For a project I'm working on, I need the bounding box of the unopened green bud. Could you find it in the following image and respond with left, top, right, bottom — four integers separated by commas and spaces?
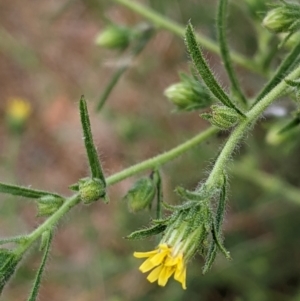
124, 177, 156, 213
95, 25, 132, 50
164, 73, 214, 112
201, 105, 242, 129
280, 31, 300, 49
79, 178, 106, 204
263, 3, 300, 34
0, 248, 21, 294
36, 196, 64, 217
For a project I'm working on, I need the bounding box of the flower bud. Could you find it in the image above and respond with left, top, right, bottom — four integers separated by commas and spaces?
6, 97, 31, 133
36, 195, 64, 217
79, 178, 106, 204
263, 3, 300, 34
201, 105, 242, 129
123, 177, 156, 213
164, 73, 214, 112
95, 25, 132, 50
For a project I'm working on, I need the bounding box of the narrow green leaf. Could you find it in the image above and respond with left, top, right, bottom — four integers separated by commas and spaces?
79, 96, 106, 183
277, 116, 300, 134
0, 182, 62, 199
215, 173, 227, 231
285, 79, 300, 88
27, 231, 53, 301
185, 22, 245, 117
0, 236, 28, 246
175, 186, 208, 201
0, 249, 21, 294
162, 198, 202, 211
217, 0, 247, 107
252, 39, 300, 107
202, 242, 217, 274
125, 224, 167, 240
152, 170, 162, 220
212, 222, 231, 259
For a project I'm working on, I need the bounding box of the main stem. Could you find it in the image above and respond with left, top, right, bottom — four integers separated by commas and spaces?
205, 65, 300, 189
112, 0, 263, 74
12, 128, 218, 254
15, 194, 80, 256
106, 127, 218, 186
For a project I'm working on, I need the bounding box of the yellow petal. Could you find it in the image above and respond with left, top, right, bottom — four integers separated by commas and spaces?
139, 257, 158, 273
165, 254, 180, 266
174, 266, 187, 290
133, 250, 158, 258
149, 250, 169, 266
158, 266, 175, 287
147, 265, 163, 283
158, 243, 171, 250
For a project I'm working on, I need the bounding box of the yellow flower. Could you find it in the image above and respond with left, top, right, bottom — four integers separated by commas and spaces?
6, 97, 31, 121
134, 243, 187, 289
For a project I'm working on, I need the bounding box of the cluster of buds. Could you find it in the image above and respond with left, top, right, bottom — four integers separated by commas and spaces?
263, 1, 300, 34
164, 73, 214, 112
129, 179, 230, 289
201, 105, 243, 130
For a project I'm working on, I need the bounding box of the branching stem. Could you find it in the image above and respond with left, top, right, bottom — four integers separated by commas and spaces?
205, 65, 300, 189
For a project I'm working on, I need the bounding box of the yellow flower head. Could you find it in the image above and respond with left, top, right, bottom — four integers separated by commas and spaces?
134, 243, 187, 289
130, 185, 231, 290
6, 97, 31, 122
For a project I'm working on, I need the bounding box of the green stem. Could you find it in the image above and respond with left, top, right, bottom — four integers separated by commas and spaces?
11, 128, 218, 254
106, 127, 218, 186
205, 64, 300, 189
112, 0, 263, 75
15, 194, 80, 256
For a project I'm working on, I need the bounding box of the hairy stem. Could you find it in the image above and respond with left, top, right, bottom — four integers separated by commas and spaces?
11, 127, 218, 253
15, 194, 80, 256
205, 64, 300, 189
106, 127, 218, 186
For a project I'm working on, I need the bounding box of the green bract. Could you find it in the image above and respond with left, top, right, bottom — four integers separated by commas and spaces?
201, 105, 243, 129
36, 196, 64, 217
123, 177, 156, 213
79, 178, 106, 204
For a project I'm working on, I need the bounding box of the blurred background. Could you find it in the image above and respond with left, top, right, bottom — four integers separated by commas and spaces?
1, 0, 300, 300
